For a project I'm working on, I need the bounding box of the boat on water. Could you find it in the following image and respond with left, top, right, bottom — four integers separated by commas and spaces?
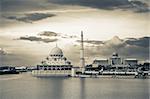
0, 66, 19, 75
74, 71, 149, 79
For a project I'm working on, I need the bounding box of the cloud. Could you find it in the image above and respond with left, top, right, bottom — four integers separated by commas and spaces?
129, 0, 150, 12
61, 34, 78, 39
1, 0, 149, 14
38, 31, 58, 37
1, 0, 48, 12
19, 36, 58, 43
0, 48, 8, 55
77, 40, 104, 45
38, 31, 78, 39
48, 0, 149, 13
125, 37, 149, 47
77, 36, 149, 48
4, 13, 56, 23
77, 36, 123, 46
17, 31, 78, 43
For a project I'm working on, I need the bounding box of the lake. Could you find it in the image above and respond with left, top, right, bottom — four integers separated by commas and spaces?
0, 73, 149, 99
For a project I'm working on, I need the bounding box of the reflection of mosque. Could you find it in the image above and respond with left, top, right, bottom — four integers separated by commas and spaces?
32, 46, 72, 77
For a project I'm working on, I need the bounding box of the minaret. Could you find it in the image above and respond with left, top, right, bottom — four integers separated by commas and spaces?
80, 31, 85, 73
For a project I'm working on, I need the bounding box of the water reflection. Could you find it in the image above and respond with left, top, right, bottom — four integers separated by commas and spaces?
33, 77, 67, 99
0, 74, 149, 99
79, 78, 86, 99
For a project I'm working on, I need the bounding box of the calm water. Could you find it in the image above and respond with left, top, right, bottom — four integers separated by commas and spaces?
0, 73, 149, 99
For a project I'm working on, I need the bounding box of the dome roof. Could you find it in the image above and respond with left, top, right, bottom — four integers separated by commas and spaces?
112, 52, 118, 57
50, 47, 63, 56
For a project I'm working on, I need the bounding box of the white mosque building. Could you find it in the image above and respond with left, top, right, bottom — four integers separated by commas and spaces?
32, 46, 72, 77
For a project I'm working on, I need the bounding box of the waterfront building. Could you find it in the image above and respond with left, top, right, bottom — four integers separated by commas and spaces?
142, 62, 150, 71
0, 66, 19, 74
92, 58, 109, 67
32, 46, 72, 77
90, 53, 139, 70
124, 59, 138, 66
110, 52, 122, 65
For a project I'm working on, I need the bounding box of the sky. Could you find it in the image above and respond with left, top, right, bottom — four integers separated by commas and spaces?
0, 0, 149, 66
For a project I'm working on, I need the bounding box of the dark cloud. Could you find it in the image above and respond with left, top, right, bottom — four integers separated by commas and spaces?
4, 13, 56, 23
48, 0, 129, 9
38, 31, 58, 37
129, 0, 150, 12
38, 31, 78, 39
1, 0, 149, 13
77, 40, 104, 45
1, 0, 47, 12
77, 36, 149, 48
61, 34, 78, 39
125, 37, 149, 47
48, 0, 149, 12
77, 36, 123, 46
19, 36, 58, 43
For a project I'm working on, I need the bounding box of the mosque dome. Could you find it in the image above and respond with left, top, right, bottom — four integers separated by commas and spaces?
112, 52, 118, 57
50, 47, 63, 57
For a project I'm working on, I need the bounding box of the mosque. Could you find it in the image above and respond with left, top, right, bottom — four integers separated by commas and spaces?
32, 46, 72, 77
32, 31, 85, 77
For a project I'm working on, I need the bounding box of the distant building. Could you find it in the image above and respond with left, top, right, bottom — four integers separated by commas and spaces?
142, 62, 150, 71
124, 59, 138, 67
91, 52, 138, 69
92, 58, 109, 67
110, 52, 122, 65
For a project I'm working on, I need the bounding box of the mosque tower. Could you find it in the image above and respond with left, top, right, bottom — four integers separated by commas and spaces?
80, 31, 85, 73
